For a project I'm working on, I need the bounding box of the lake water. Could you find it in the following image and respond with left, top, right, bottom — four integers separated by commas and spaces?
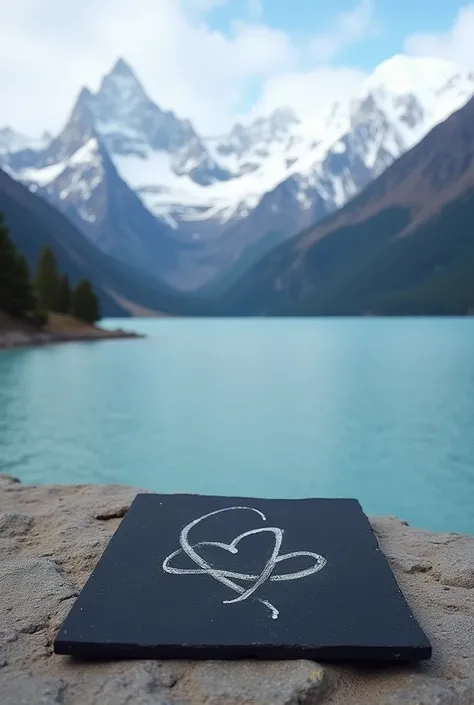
1, 318, 473, 534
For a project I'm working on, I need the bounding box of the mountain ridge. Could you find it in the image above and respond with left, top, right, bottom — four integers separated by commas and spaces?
2, 54, 474, 292
213, 93, 474, 316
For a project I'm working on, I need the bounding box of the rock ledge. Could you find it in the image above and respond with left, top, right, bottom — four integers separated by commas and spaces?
1, 473, 474, 705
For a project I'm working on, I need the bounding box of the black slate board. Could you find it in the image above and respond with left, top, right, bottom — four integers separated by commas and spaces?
54, 494, 431, 661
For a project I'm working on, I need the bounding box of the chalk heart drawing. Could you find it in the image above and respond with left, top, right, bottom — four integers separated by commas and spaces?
162, 506, 327, 620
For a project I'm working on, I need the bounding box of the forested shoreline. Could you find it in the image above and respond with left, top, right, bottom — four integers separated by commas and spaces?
0, 212, 101, 325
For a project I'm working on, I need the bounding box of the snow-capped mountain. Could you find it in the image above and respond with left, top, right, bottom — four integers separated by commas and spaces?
196, 55, 474, 291
0, 65, 192, 283
0, 127, 51, 156
1, 54, 474, 290
219, 56, 474, 243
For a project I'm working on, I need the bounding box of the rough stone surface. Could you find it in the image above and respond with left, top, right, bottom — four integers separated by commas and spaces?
1, 473, 474, 705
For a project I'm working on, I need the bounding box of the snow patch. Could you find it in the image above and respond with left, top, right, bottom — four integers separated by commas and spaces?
21, 161, 67, 186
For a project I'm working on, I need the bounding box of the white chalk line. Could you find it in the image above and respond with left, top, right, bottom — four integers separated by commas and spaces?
162, 506, 327, 619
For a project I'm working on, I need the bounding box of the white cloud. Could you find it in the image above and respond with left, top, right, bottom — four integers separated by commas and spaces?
404, 3, 474, 69
0, 0, 296, 136
0, 0, 377, 138
310, 0, 379, 62
249, 0, 378, 120
249, 66, 367, 120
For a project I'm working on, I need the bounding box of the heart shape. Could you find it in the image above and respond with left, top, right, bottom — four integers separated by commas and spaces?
162, 506, 327, 619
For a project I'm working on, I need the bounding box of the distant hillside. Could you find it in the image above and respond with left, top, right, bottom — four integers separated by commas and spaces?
0, 168, 200, 317
216, 95, 474, 316
288, 192, 474, 316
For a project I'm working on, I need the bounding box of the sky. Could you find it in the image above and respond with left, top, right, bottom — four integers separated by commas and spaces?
2, 0, 474, 137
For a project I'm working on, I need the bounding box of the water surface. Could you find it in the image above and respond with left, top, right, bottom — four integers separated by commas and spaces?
1, 318, 473, 534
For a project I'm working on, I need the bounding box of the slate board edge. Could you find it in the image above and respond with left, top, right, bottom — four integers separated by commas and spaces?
53, 493, 432, 661
358, 508, 433, 657
54, 639, 432, 661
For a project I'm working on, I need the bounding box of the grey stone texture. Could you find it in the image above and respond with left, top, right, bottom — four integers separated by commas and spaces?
1, 473, 473, 704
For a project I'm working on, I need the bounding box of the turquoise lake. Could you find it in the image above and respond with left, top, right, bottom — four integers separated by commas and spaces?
1, 318, 473, 534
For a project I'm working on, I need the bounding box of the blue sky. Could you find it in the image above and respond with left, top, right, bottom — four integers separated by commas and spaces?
207, 0, 469, 69
2, 0, 474, 135
194, 0, 474, 120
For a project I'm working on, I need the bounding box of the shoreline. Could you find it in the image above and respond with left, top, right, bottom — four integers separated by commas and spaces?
0, 328, 144, 350
0, 313, 144, 350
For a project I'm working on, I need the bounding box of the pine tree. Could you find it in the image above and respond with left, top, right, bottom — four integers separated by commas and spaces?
35, 246, 60, 312
9, 253, 36, 317
0, 212, 35, 318
0, 212, 18, 313
72, 279, 100, 324
57, 273, 71, 314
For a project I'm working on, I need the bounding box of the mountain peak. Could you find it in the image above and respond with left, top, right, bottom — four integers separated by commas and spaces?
74, 87, 94, 112
109, 57, 136, 79
98, 57, 147, 107
365, 54, 466, 96
69, 86, 95, 122
0, 126, 24, 141
70, 58, 197, 157
268, 107, 299, 130
0, 126, 30, 154
354, 54, 474, 135
270, 106, 298, 121
79, 85, 94, 99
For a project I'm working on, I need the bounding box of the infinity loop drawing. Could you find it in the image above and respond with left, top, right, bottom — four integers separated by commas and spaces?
162, 506, 327, 619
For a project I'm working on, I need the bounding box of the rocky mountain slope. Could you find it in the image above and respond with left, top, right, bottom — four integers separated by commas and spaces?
1, 56, 473, 291
0, 167, 200, 317
214, 94, 474, 316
